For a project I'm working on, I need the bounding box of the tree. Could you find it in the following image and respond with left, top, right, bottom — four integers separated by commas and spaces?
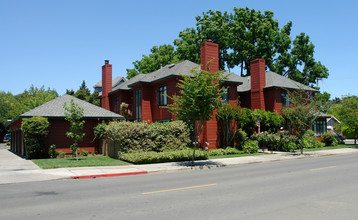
282, 90, 318, 154
63, 99, 85, 160
166, 66, 225, 164
0, 91, 22, 125
16, 85, 58, 113
67, 81, 100, 106
328, 95, 358, 144
126, 44, 180, 79
130, 7, 328, 85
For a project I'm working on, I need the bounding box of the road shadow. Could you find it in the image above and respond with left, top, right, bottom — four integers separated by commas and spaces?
174, 160, 226, 169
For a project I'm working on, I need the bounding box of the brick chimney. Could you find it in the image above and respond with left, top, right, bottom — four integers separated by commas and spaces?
250, 58, 266, 110
101, 60, 112, 110
200, 38, 220, 149
200, 38, 219, 73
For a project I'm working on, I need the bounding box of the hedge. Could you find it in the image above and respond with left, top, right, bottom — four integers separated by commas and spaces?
118, 149, 208, 164
105, 120, 191, 153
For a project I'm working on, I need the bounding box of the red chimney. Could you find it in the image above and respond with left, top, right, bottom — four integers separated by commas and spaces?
250, 58, 266, 110
200, 38, 219, 73
101, 60, 112, 110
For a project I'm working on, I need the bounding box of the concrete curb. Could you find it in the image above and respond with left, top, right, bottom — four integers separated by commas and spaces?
71, 171, 148, 179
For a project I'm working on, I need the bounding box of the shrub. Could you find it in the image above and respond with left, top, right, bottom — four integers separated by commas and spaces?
58, 151, 66, 158
94, 123, 107, 140
235, 129, 247, 146
217, 104, 241, 147
91, 151, 95, 156
118, 149, 208, 164
254, 109, 284, 133
278, 133, 298, 152
242, 140, 259, 154
80, 150, 89, 156
251, 132, 280, 151
49, 144, 59, 158
151, 121, 191, 152
105, 120, 190, 153
21, 116, 50, 159
302, 130, 318, 149
321, 133, 339, 146
206, 147, 242, 156
312, 140, 325, 148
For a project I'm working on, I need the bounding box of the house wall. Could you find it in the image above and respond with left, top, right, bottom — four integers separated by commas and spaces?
264, 88, 283, 114
45, 119, 99, 154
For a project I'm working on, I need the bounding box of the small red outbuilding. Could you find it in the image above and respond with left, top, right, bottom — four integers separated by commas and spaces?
7, 94, 124, 157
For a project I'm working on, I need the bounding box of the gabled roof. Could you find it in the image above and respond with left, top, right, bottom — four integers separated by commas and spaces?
113, 60, 242, 90
237, 71, 317, 93
93, 76, 127, 89
19, 94, 124, 119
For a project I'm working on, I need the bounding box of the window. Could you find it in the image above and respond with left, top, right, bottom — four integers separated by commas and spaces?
222, 86, 229, 103
158, 84, 167, 106
113, 96, 118, 113
281, 92, 290, 107
135, 88, 142, 122
313, 120, 327, 135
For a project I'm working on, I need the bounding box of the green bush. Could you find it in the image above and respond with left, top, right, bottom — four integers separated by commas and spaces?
278, 133, 298, 152
235, 129, 247, 146
21, 116, 50, 159
208, 147, 242, 156
58, 151, 66, 158
301, 130, 317, 149
312, 140, 325, 148
251, 132, 280, 151
254, 109, 284, 133
151, 121, 191, 151
321, 133, 338, 146
118, 149, 208, 164
94, 123, 107, 140
80, 149, 89, 156
49, 144, 58, 158
105, 120, 190, 153
242, 140, 259, 154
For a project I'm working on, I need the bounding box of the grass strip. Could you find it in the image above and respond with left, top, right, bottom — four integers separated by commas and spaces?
32, 156, 132, 169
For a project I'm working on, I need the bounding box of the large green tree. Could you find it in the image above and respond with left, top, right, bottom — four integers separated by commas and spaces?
16, 85, 58, 113
126, 44, 180, 79
328, 95, 358, 144
166, 66, 225, 164
128, 7, 328, 85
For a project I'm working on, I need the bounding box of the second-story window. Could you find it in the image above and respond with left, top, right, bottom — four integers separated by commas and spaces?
113, 95, 118, 113
281, 92, 290, 107
158, 84, 167, 106
222, 86, 229, 103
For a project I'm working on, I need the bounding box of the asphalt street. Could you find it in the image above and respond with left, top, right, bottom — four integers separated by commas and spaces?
1, 153, 358, 219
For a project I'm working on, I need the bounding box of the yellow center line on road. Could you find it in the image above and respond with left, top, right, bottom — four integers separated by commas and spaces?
142, 183, 217, 195
310, 166, 336, 171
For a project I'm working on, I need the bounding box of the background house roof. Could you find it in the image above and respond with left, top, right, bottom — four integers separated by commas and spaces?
237, 71, 317, 93
19, 94, 124, 119
93, 76, 127, 89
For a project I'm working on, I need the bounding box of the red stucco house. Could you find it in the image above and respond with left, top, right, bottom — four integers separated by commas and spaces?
7, 94, 124, 157
98, 39, 323, 149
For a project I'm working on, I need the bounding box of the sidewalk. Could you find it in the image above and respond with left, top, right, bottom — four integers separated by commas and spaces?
1, 145, 358, 185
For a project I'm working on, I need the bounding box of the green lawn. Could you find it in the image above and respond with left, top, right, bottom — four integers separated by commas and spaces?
208, 153, 264, 159
304, 144, 358, 151
32, 156, 132, 169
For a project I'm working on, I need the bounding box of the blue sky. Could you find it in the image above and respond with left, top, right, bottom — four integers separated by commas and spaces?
1, 0, 357, 99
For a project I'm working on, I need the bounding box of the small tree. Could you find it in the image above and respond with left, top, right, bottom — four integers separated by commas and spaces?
282, 89, 318, 154
63, 99, 85, 160
167, 66, 225, 164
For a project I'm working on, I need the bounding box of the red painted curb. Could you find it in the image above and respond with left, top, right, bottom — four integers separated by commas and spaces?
71, 171, 148, 179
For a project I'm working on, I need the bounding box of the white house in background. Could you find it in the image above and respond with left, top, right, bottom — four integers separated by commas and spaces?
327, 115, 341, 132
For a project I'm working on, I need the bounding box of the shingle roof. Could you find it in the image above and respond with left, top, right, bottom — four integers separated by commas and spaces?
120, 60, 242, 89
237, 71, 317, 93
20, 94, 124, 119
93, 76, 127, 88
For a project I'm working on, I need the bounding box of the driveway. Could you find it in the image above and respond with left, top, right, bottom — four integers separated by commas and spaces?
0, 143, 71, 184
